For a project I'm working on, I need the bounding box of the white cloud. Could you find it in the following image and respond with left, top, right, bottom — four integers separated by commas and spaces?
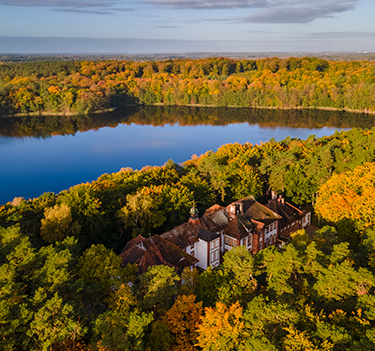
0, 0, 360, 22
145, 0, 265, 9
0, 0, 136, 15
240, 0, 359, 23
0, 0, 122, 7
145, 0, 360, 23
303, 31, 375, 39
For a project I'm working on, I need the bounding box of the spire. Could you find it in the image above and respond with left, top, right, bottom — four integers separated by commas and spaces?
189, 202, 201, 226
190, 202, 199, 219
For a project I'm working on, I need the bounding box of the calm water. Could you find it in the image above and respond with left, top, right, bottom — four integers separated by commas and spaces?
1, 106, 373, 204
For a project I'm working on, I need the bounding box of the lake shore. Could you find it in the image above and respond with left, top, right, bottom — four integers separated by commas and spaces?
2, 103, 374, 118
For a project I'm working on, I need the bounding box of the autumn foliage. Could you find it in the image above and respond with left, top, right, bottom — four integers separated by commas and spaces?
3, 129, 375, 349
1, 57, 375, 116
315, 162, 375, 229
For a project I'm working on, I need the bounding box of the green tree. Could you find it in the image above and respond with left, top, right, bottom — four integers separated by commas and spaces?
146, 321, 174, 351
92, 310, 152, 351
217, 246, 257, 305
117, 190, 166, 238
28, 291, 84, 351
135, 265, 180, 312
77, 244, 128, 313
40, 204, 81, 244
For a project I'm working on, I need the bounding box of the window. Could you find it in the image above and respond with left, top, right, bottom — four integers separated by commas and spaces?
259, 241, 262, 249
225, 236, 237, 247
211, 252, 214, 263
214, 250, 219, 260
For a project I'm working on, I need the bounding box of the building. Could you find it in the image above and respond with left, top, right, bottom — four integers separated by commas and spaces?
118, 234, 198, 275
119, 194, 311, 274
161, 195, 283, 271
266, 191, 311, 245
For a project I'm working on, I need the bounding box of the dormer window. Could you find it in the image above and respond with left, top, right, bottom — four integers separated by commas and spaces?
135, 242, 146, 251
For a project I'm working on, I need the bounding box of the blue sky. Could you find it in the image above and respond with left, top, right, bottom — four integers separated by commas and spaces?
0, 0, 374, 53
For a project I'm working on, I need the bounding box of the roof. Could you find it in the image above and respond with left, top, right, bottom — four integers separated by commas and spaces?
160, 195, 281, 250
238, 196, 280, 222
267, 197, 305, 228
198, 228, 220, 242
237, 214, 255, 232
119, 235, 198, 275
200, 208, 228, 233
203, 204, 225, 216
161, 222, 200, 249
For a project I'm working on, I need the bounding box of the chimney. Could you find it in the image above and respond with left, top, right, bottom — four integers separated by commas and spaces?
236, 202, 243, 214
229, 204, 236, 215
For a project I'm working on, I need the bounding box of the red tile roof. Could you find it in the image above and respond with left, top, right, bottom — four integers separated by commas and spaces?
119, 234, 198, 275
267, 197, 305, 227
161, 222, 199, 249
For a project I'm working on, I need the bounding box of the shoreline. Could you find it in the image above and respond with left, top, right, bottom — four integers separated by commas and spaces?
1, 103, 375, 118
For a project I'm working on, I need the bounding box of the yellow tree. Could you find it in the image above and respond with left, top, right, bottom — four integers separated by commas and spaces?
163, 294, 203, 351
196, 302, 246, 351
315, 162, 375, 230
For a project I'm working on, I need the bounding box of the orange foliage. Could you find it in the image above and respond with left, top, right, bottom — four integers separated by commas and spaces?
315, 162, 375, 229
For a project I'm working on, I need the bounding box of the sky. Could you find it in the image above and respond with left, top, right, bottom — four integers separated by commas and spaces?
0, 0, 374, 54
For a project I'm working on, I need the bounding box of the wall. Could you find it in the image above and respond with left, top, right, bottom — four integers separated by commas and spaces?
195, 239, 208, 271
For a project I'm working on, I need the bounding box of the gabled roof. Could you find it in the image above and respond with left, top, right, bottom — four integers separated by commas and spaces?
119, 234, 198, 275
159, 195, 282, 251
267, 197, 305, 234
161, 222, 200, 249
267, 197, 305, 226
200, 208, 228, 233
203, 204, 225, 216
238, 196, 280, 222
224, 216, 248, 240
198, 228, 220, 242
237, 214, 255, 232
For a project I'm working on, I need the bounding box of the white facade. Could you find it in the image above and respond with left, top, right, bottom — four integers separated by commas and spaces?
209, 238, 220, 268
264, 221, 278, 247
302, 212, 311, 228
195, 239, 208, 271
186, 243, 196, 256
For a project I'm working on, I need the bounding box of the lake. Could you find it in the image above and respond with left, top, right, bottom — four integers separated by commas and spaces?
1, 106, 374, 205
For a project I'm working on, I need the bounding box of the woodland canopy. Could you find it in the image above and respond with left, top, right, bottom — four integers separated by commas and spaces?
2, 129, 375, 349
1, 56, 375, 116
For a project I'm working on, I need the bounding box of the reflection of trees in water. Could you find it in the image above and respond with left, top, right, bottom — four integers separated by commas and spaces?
0, 106, 374, 138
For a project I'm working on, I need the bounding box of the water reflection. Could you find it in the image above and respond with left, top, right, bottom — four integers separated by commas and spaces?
0, 106, 373, 204
0, 105, 374, 139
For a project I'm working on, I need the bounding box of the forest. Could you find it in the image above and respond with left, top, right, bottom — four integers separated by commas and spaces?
2, 128, 375, 350
0, 56, 375, 117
